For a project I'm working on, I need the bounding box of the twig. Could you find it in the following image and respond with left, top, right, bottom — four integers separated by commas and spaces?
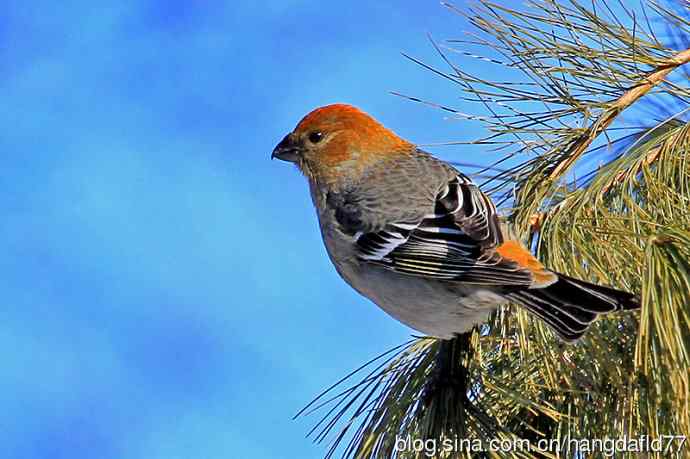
548, 46, 690, 180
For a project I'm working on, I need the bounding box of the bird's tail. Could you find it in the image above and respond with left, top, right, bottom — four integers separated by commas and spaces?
505, 274, 639, 342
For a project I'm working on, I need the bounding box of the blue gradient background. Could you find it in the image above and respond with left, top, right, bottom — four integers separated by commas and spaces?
0, 2, 490, 458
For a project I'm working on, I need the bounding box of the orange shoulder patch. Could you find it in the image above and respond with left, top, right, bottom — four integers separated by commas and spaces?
496, 240, 558, 288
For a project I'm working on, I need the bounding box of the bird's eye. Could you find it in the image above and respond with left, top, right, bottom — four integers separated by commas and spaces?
308, 131, 323, 143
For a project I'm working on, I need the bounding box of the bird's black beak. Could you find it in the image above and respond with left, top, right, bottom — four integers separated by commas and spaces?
271, 133, 301, 163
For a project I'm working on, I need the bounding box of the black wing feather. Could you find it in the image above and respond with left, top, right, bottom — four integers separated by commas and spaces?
355, 174, 533, 286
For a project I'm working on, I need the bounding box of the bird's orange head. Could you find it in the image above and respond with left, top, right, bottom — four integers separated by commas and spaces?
272, 104, 414, 184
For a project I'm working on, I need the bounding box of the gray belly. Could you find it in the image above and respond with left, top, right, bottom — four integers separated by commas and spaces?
314, 202, 505, 339
339, 260, 505, 338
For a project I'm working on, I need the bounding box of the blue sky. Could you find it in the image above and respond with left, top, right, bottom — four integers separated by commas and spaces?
0, 1, 507, 458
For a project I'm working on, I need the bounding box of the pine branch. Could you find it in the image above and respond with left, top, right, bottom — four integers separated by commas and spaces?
299, 2, 690, 458
547, 46, 690, 180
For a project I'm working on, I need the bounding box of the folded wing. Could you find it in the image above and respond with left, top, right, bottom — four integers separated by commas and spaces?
356, 174, 534, 286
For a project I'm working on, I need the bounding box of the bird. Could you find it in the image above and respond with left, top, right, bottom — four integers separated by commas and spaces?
272, 103, 639, 341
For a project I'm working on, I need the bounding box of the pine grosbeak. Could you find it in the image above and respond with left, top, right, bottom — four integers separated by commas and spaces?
272, 104, 639, 341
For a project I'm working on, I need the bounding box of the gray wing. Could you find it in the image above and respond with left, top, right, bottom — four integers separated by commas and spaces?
329, 151, 532, 286
326, 150, 451, 235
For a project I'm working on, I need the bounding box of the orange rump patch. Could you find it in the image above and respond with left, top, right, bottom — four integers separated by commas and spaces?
496, 240, 558, 288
